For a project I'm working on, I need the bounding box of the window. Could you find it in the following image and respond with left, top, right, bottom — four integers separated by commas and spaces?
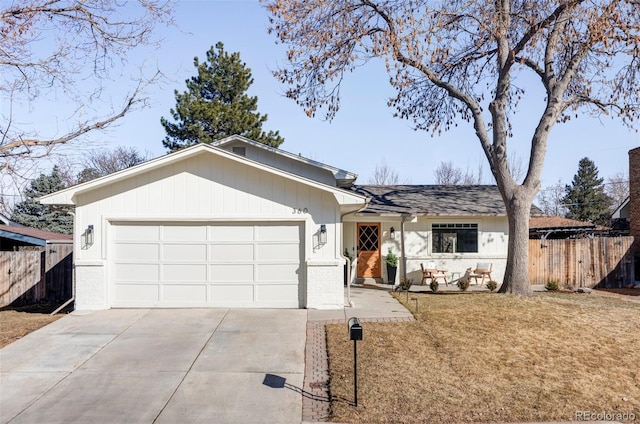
232, 146, 246, 156
432, 223, 478, 253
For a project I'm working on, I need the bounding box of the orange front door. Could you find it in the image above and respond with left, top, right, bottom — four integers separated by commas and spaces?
357, 223, 381, 278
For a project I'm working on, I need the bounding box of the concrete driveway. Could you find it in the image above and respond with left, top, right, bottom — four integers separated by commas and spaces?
0, 308, 306, 424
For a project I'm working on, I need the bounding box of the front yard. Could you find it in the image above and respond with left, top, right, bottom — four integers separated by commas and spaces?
0, 303, 65, 349
326, 292, 640, 423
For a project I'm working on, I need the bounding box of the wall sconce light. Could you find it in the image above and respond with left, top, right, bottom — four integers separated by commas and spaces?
390, 227, 395, 239
84, 224, 94, 247
319, 224, 327, 244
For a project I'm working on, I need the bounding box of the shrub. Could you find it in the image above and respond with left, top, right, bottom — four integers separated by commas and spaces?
457, 278, 470, 291
486, 280, 498, 292
430, 280, 439, 292
400, 278, 413, 291
545, 280, 559, 291
386, 249, 398, 267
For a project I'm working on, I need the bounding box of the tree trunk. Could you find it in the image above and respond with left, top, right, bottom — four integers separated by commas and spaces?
498, 189, 534, 296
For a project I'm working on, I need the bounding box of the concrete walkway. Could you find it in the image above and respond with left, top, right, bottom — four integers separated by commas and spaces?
1, 308, 306, 424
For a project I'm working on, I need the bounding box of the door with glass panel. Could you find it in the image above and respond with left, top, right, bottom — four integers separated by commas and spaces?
356, 223, 381, 278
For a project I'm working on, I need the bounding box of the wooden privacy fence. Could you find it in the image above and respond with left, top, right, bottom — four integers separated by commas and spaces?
529, 236, 634, 289
0, 250, 41, 306
0, 244, 73, 307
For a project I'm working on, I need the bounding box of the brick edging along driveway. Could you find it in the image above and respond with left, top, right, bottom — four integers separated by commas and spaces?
302, 316, 415, 423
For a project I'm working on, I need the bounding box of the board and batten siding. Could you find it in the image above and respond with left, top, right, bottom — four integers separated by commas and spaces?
76, 154, 339, 259
73, 152, 345, 309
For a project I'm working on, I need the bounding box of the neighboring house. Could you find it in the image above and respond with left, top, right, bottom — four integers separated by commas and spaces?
343, 185, 539, 285
0, 225, 72, 251
628, 147, 640, 281
529, 216, 602, 239
611, 196, 630, 235
40, 136, 367, 310
0, 212, 21, 227
39, 135, 538, 311
612, 197, 630, 220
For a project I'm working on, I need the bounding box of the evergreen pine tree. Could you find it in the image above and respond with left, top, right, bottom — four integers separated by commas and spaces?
563, 157, 612, 225
11, 167, 73, 234
161, 42, 284, 151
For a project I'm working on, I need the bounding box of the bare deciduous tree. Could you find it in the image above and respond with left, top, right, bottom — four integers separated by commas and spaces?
1, 1, 174, 183
435, 154, 521, 185
605, 171, 629, 213
434, 161, 479, 185
368, 159, 403, 185
56, 146, 151, 187
266, 0, 640, 295
535, 179, 567, 217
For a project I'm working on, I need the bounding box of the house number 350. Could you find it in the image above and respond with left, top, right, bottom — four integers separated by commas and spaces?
292, 207, 308, 214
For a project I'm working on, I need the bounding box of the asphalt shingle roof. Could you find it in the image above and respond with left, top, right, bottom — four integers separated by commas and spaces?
0, 225, 72, 244
352, 185, 543, 216
529, 216, 595, 230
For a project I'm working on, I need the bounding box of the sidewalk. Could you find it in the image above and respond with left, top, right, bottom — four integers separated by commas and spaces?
302, 286, 414, 423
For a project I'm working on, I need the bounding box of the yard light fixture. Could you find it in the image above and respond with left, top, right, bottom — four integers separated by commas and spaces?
319, 224, 327, 244
390, 227, 395, 239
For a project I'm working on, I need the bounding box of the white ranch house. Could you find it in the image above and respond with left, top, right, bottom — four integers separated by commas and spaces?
40, 135, 522, 311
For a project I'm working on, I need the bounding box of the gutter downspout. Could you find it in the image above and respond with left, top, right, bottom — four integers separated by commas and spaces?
400, 215, 409, 284
340, 200, 370, 307
50, 210, 75, 316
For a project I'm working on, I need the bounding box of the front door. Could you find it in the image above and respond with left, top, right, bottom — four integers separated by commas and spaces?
357, 223, 381, 278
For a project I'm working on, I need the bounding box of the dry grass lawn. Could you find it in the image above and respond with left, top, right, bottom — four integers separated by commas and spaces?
326, 292, 640, 423
0, 303, 65, 349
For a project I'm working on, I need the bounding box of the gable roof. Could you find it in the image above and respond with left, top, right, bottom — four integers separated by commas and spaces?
351, 185, 544, 217
38, 142, 366, 208
0, 225, 72, 246
611, 196, 630, 219
211, 135, 358, 186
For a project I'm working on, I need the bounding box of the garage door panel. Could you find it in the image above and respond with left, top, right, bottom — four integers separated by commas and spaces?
256, 284, 298, 305
115, 263, 160, 281
163, 225, 207, 241
257, 263, 299, 282
210, 225, 253, 242
163, 264, 207, 282
163, 244, 207, 261
210, 264, 254, 282
163, 284, 207, 302
114, 244, 159, 261
209, 244, 254, 261
257, 225, 299, 241
209, 284, 254, 303
115, 225, 159, 241
114, 284, 159, 302
256, 243, 299, 261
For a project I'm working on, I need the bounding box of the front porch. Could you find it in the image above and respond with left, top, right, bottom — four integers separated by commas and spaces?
342, 185, 514, 287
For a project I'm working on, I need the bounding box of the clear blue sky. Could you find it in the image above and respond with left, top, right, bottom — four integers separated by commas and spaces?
39, 1, 640, 189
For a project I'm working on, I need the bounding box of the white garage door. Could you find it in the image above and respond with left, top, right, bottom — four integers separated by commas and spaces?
110, 222, 303, 308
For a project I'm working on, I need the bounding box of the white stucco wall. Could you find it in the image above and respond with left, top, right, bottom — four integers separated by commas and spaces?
306, 259, 345, 309
74, 262, 108, 310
